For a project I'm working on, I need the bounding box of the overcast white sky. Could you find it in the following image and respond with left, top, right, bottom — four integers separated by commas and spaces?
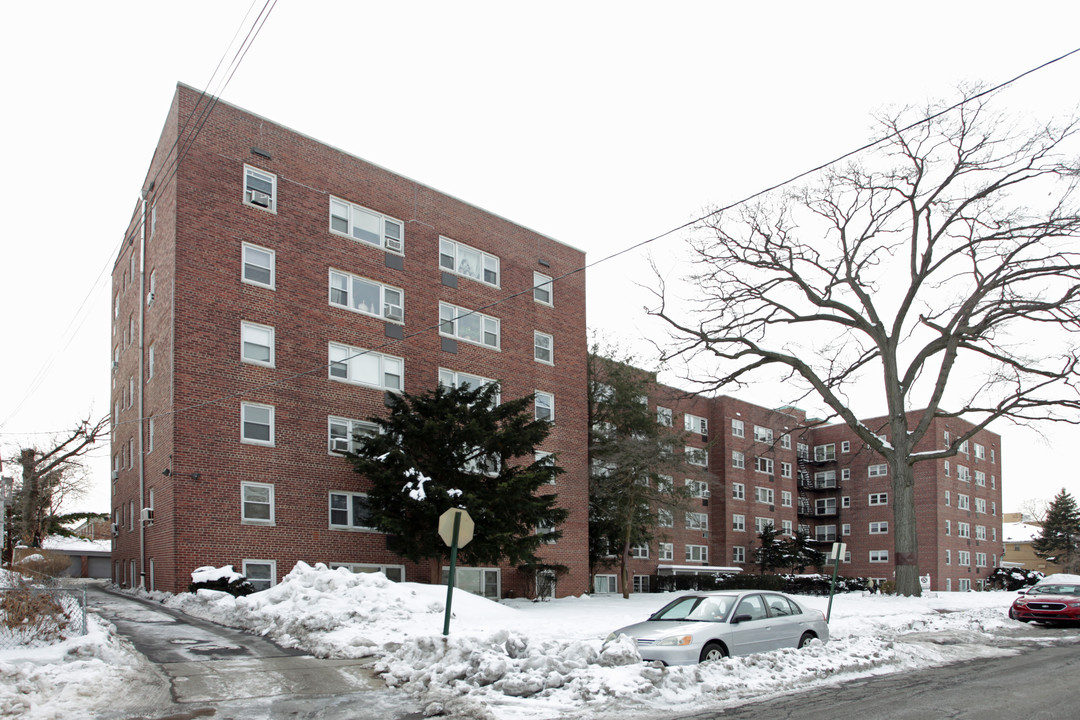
1, 1, 1078, 514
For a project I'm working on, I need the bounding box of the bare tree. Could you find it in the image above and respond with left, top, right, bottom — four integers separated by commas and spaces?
651, 91, 1080, 596
10, 415, 108, 550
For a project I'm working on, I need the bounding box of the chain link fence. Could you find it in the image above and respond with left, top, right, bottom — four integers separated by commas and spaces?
0, 584, 88, 649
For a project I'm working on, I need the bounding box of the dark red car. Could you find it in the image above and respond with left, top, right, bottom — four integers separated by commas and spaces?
1009, 577, 1080, 625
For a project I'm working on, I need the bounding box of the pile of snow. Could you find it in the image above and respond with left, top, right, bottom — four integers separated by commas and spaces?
190, 564, 244, 584
41, 536, 111, 554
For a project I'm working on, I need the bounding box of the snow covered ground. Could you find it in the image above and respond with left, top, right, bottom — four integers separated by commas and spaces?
0, 563, 1044, 720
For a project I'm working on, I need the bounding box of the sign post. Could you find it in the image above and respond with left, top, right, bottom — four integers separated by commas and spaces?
826, 542, 847, 623
438, 508, 474, 636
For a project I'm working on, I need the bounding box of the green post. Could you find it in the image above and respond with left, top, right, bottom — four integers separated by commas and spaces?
442, 511, 462, 636
826, 555, 840, 623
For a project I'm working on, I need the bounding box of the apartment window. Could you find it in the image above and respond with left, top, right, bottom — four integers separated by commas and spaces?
329, 492, 375, 530
732, 450, 745, 469
533, 272, 553, 305
781, 519, 793, 535
686, 545, 708, 563
841, 496, 851, 508
243, 560, 276, 592
755, 517, 773, 533
840, 440, 850, 453
329, 270, 404, 322
732, 482, 745, 500
328, 417, 378, 454
146, 270, 156, 306
991, 475, 996, 489
944, 460, 950, 477
657, 406, 672, 427
147, 343, 155, 381
656, 475, 673, 493
992, 501, 997, 516
841, 468, 851, 481
990, 449, 995, 464
974, 443, 985, 460
732, 546, 746, 563
686, 512, 708, 530
241, 322, 274, 366
975, 498, 987, 514
754, 457, 774, 475
869, 521, 888, 534
241, 482, 275, 525
842, 523, 851, 536
868, 493, 888, 506
813, 443, 835, 462
780, 433, 791, 450
815, 525, 836, 542
957, 494, 970, 510
128, 376, 135, 408
816, 498, 836, 515
329, 343, 403, 391
869, 550, 889, 563
241, 403, 274, 445
945, 519, 951, 535
731, 418, 745, 437
537, 519, 558, 544
781, 490, 792, 507
244, 166, 276, 211
733, 514, 745, 531
945, 490, 951, 506
242, 243, 275, 288
438, 369, 500, 402
959, 439, 969, 455
868, 464, 887, 478
534, 331, 553, 364
630, 542, 649, 559
958, 522, 971, 538
781, 461, 792, 479
975, 552, 987, 568
439, 236, 499, 285
975, 525, 987, 541
147, 418, 154, 453
685, 414, 708, 435
943, 430, 950, 447
439, 302, 500, 349
329, 196, 403, 252
658, 543, 674, 561
658, 508, 673, 528
958, 465, 971, 482
535, 392, 554, 422
945, 549, 951, 565
753, 425, 773, 443
814, 470, 836, 488
685, 478, 709, 498
974, 470, 986, 487
753, 486, 774, 506
685, 446, 708, 467
958, 551, 971, 567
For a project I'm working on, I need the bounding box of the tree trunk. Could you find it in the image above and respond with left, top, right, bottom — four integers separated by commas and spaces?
891, 458, 921, 596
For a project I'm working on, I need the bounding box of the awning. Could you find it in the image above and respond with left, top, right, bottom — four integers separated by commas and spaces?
656, 564, 743, 575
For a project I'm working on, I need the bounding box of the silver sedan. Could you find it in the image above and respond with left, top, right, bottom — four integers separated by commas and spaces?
606, 590, 829, 665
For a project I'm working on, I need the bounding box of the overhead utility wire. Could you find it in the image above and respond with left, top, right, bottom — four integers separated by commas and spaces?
109, 44, 1080, 435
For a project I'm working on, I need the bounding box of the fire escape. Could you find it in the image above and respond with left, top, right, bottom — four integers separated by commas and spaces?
796, 443, 841, 544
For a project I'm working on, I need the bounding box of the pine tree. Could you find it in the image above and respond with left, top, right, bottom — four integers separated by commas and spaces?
782, 529, 825, 573
754, 524, 788, 574
1032, 488, 1080, 572
344, 383, 567, 580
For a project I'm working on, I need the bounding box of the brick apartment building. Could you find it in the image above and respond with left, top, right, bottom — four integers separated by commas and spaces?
602, 380, 1005, 593
110, 84, 589, 597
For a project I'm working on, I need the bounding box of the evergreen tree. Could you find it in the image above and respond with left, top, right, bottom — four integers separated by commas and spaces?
344, 383, 567, 581
1032, 489, 1080, 572
781, 529, 825, 573
754, 524, 788, 574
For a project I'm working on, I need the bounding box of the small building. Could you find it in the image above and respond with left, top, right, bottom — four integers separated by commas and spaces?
1001, 515, 1060, 574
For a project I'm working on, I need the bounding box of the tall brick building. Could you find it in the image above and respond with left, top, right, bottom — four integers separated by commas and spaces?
600, 380, 1004, 594
110, 84, 589, 596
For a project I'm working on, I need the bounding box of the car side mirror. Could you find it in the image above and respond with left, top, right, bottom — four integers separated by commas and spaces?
1016, 589, 1027, 596
731, 613, 753, 624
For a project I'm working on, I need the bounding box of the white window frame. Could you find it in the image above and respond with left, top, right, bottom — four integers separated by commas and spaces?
329, 196, 404, 252
329, 269, 404, 322
242, 242, 275, 289
533, 271, 553, 305
733, 546, 746, 563
439, 236, 500, 286
780, 433, 791, 450
958, 522, 971, 538
685, 446, 708, 467
732, 482, 745, 500
242, 560, 277, 592
869, 521, 889, 534
731, 418, 745, 437
658, 543, 674, 561
439, 302, 501, 349
781, 519, 793, 535
732, 514, 745, 531
755, 486, 775, 504
686, 544, 708, 563
781, 461, 792, 479
533, 331, 553, 364
958, 465, 971, 482
813, 444, 836, 462
974, 470, 986, 487
841, 495, 851, 508
244, 165, 276, 212
685, 414, 708, 435
241, 321, 275, 367
329, 491, 376, 530
658, 508, 673, 528
329, 342, 403, 391
147, 343, 155, 381
241, 402, 274, 446
438, 368, 500, 403
781, 490, 792, 507
840, 440, 851, 453
328, 416, 379, 455
976, 525, 987, 541
732, 450, 745, 469
754, 456, 774, 475
657, 406, 672, 426
686, 512, 708, 530
629, 542, 649, 559
147, 418, 154, 453
959, 551, 971, 567
534, 391, 554, 422
868, 493, 888, 506
754, 516, 773, 533
957, 494, 970, 510
241, 481, 275, 525
753, 425, 774, 443
868, 464, 888, 478
869, 550, 890, 563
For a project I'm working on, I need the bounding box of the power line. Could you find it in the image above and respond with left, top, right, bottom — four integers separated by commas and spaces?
105, 44, 1080, 434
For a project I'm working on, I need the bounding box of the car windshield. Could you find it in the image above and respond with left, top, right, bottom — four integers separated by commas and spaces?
1030, 584, 1080, 596
650, 595, 735, 622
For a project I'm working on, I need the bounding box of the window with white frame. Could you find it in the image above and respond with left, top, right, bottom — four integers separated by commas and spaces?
945, 549, 951, 565
957, 465, 971, 482
630, 542, 648, 558
328, 417, 379, 454
780, 433, 791, 449
959, 439, 969, 455
685, 478, 709, 498
945, 519, 951, 535
958, 522, 971, 538
532, 271, 553, 305
686, 512, 708, 530
974, 470, 986, 486
944, 460, 950, 476
957, 494, 970, 510
147, 418, 154, 453
841, 468, 851, 481
975, 497, 987, 514
686, 545, 708, 562
814, 470, 836, 488
992, 501, 996, 516
816, 498, 836, 515
797, 441, 809, 459
438, 368, 500, 402
330, 196, 403, 252
753, 425, 773, 443
658, 508, 673, 527
329, 492, 375, 530
657, 406, 672, 426
685, 446, 708, 466
733, 514, 745, 531
958, 550, 971, 566
869, 521, 888, 534
658, 543, 674, 561
241, 482, 274, 524
781, 461, 792, 479
685, 414, 708, 435
329, 270, 403, 322
869, 550, 889, 563
146, 270, 156, 306
463, 447, 501, 476
782, 490, 792, 507
656, 475, 673, 493
329, 343, 403, 391
536, 519, 557, 544
813, 443, 835, 462
868, 493, 888, 506
242, 243, 275, 288
975, 525, 987, 540
755, 517, 773, 533
241, 403, 274, 445
815, 525, 836, 542
974, 443, 985, 460
242, 560, 276, 592
731, 418, 745, 437
732, 482, 745, 500
754, 457, 774, 475
733, 546, 746, 563
990, 448, 995, 463
534, 331, 553, 364
732, 450, 745, 469
975, 552, 987, 567
244, 165, 276, 211
439, 302, 500, 349
840, 440, 850, 453
535, 391, 554, 422
755, 486, 774, 504
868, 464, 887, 478
147, 343, 155, 381
842, 523, 851, 536
945, 490, 951, 506
439, 236, 499, 285
241, 322, 274, 366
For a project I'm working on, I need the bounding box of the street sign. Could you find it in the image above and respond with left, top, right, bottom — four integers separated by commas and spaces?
830, 542, 847, 560
439, 508, 474, 547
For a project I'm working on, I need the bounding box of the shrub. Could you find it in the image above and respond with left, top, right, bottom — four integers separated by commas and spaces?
14, 551, 72, 583
0, 579, 72, 642
985, 566, 1044, 591
651, 573, 872, 596
188, 575, 255, 597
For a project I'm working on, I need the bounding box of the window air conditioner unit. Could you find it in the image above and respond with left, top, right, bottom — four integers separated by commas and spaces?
384, 237, 402, 253
111, 470, 119, 480
111, 523, 119, 537
384, 304, 403, 322
141, 508, 154, 523
331, 437, 351, 453
248, 189, 271, 207
701, 490, 711, 499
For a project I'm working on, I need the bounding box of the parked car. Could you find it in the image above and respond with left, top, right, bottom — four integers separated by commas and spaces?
1009, 575, 1080, 625
606, 590, 829, 665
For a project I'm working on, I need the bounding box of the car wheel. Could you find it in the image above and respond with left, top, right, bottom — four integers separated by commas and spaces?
699, 641, 728, 663
798, 632, 816, 649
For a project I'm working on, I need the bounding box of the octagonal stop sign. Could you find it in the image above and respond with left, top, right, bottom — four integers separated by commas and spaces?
438, 508, 474, 547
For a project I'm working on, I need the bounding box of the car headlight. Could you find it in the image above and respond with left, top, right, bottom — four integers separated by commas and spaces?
605, 632, 618, 642
655, 635, 693, 647
1065, 602, 1080, 608
1014, 600, 1027, 607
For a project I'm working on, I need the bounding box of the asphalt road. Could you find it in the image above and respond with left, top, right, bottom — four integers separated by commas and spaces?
671, 628, 1080, 720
